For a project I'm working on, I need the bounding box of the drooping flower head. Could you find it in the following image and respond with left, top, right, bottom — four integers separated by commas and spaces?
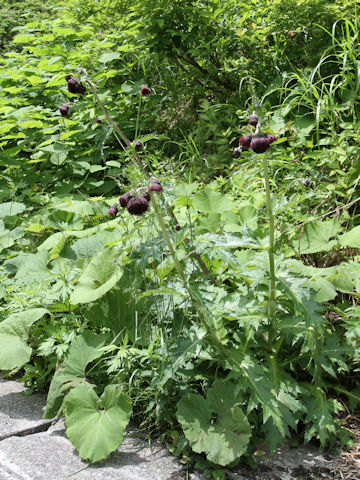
148, 180, 163, 193
239, 134, 253, 150
59, 105, 69, 117
107, 204, 118, 216
140, 85, 151, 96
127, 196, 149, 215
119, 192, 133, 208
66, 76, 86, 95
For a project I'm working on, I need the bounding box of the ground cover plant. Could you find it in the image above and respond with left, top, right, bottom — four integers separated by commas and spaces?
0, 1, 360, 477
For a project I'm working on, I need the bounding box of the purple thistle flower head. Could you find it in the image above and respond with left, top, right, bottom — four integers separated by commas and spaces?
67, 77, 86, 95
59, 105, 69, 116
140, 85, 151, 96
141, 192, 151, 202
175, 224, 181, 231
265, 134, 278, 144
148, 180, 163, 193
135, 140, 142, 150
107, 204, 118, 216
127, 196, 149, 215
250, 135, 271, 154
239, 134, 252, 150
233, 148, 241, 158
249, 115, 259, 126
119, 192, 133, 208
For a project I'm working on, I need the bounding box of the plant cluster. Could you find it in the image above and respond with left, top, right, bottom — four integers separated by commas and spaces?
0, 2, 359, 478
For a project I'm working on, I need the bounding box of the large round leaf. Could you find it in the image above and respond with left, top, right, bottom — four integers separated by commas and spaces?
176, 379, 251, 466
0, 308, 49, 370
70, 248, 122, 304
64, 384, 132, 463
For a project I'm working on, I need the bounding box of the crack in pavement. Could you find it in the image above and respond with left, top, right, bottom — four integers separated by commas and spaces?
0, 419, 56, 441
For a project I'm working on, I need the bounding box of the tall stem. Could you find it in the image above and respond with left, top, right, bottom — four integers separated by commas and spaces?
87, 76, 237, 363
262, 151, 276, 321
151, 194, 188, 284
86, 80, 150, 177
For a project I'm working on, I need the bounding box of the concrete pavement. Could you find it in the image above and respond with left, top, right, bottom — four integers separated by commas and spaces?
0, 375, 339, 480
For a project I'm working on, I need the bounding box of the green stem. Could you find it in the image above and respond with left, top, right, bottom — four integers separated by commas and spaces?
152, 194, 241, 367
262, 151, 276, 322
87, 76, 243, 369
151, 195, 187, 284
86, 80, 150, 177
135, 94, 142, 140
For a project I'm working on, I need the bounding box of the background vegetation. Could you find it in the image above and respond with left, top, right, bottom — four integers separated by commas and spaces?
0, 0, 360, 477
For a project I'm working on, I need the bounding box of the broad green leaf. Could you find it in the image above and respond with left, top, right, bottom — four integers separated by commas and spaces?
338, 226, 360, 248
71, 234, 108, 258
84, 280, 149, 341
192, 189, 233, 213
44, 332, 108, 418
295, 115, 316, 136
0, 309, 49, 370
176, 380, 251, 466
0, 202, 26, 218
99, 52, 121, 63
278, 274, 325, 331
70, 248, 122, 304
0, 221, 23, 252
317, 334, 353, 377
38, 232, 65, 252
65, 384, 132, 463
239, 356, 288, 438
295, 219, 340, 254
51, 199, 94, 216
15, 251, 54, 284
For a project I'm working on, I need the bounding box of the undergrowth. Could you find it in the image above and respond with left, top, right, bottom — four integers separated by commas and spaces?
0, 1, 360, 477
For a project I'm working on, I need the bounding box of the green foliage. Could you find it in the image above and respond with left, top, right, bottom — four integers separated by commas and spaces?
0, 0, 359, 473
65, 384, 132, 463
176, 379, 251, 466
44, 332, 108, 418
0, 309, 49, 369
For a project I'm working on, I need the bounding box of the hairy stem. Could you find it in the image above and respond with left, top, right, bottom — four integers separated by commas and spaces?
262, 151, 276, 321
86, 79, 150, 177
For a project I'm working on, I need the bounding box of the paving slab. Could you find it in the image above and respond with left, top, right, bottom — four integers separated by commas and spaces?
0, 376, 343, 480
0, 376, 51, 440
0, 420, 201, 480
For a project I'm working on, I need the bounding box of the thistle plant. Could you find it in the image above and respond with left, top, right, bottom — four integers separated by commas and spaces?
240, 112, 278, 323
